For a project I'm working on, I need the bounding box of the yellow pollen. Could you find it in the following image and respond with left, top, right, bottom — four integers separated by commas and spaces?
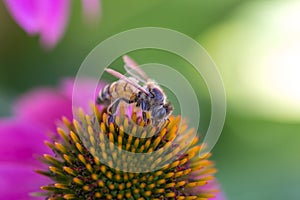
118, 183, 124, 190
54, 142, 67, 153
83, 185, 89, 191
91, 174, 98, 180
70, 130, 80, 143
77, 154, 86, 164
157, 179, 166, 185
175, 181, 186, 187
63, 194, 75, 199
108, 184, 115, 190
95, 192, 101, 198
49, 166, 63, 175
86, 163, 93, 173
100, 165, 106, 174
186, 181, 207, 188
75, 143, 84, 154
73, 177, 83, 185
155, 188, 164, 193
63, 154, 72, 164
63, 166, 76, 176
166, 192, 176, 198
117, 194, 123, 199
126, 182, 132, 188
165, 183, 176, 188
144, 191, 152, 196
57, 128, 69, 143
54, 183, 67, 189
97, 180, 104, 187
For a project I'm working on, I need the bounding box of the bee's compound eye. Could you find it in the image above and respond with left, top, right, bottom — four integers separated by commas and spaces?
152, 88, 163, 101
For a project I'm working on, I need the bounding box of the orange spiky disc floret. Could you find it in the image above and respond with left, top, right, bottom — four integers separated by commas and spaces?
37, 106, 218, 200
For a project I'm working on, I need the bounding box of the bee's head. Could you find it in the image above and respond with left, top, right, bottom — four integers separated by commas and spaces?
147, 83, 165, 102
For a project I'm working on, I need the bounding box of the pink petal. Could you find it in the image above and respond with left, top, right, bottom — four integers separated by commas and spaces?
204, 180, 227, 200
0, 120, 51, 165
13, 88, 73, 132
4, 0, 71, 48
81, 0, 101, 23
0, 164, 47, 200
4, 0, 40, 34
213, 191, 227, 200
39, 0, 70, 48
61, 78, 105, 112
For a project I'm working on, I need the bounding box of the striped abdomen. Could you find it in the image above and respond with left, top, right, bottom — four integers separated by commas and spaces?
97, 80, 137, 104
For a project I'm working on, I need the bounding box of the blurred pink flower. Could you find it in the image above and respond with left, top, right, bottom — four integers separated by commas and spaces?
3, 0, 101, 48
0, 78, 103, 199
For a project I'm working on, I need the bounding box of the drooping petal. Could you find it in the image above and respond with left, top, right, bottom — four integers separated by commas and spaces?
4, 0, 40, 34
39, 0, 70, 48
0, 119, 50, 165
81, 0, 101, 23
13, 88, 73, 131
0, 164, 47, 200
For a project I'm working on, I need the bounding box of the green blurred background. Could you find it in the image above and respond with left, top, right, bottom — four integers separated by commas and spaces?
1, 0, 300, 199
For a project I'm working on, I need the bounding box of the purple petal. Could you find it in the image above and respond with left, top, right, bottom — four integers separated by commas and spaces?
81, 0, 101, 23
61, 78, 105, 112
13, 88, 73, 132
0, 163, 47, 200
0, 119, 50, 165
39, 0, 70, 48
213, 191, 226, 200
204, 180, 227, 200
4, 0, 40, 34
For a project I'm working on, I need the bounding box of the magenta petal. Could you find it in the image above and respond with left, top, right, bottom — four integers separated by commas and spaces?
4, 0, 40, 34
61, 78, 105, 112
0, 120, 50, 165
81, 0, 101, 23
212, 191, 226, 200
39, 0, 70, 48
0, 164, 47, 200
205, 181, 227, 200
13, 88, 73, 131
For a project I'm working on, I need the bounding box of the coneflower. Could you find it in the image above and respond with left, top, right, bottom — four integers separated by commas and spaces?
37, 104, 220, 200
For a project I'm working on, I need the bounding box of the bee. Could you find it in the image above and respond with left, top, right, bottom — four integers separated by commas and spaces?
97, 55, 173, 127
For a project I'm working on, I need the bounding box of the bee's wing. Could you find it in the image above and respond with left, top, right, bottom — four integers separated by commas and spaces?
123, 55, 148, 83
105, 68, 150, 95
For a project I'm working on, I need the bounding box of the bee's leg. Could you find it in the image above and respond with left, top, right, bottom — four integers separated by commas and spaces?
142, 111, 147, 123
107, 99, 120, 124
107, 97, 134, 124
135, 92, 141, 107
141, 101, 151, 125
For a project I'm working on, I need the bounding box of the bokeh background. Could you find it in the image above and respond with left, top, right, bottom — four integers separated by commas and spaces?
1, 0, 300, 199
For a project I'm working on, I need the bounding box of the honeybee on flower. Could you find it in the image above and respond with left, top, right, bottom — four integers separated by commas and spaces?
97, 55, 173, 127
